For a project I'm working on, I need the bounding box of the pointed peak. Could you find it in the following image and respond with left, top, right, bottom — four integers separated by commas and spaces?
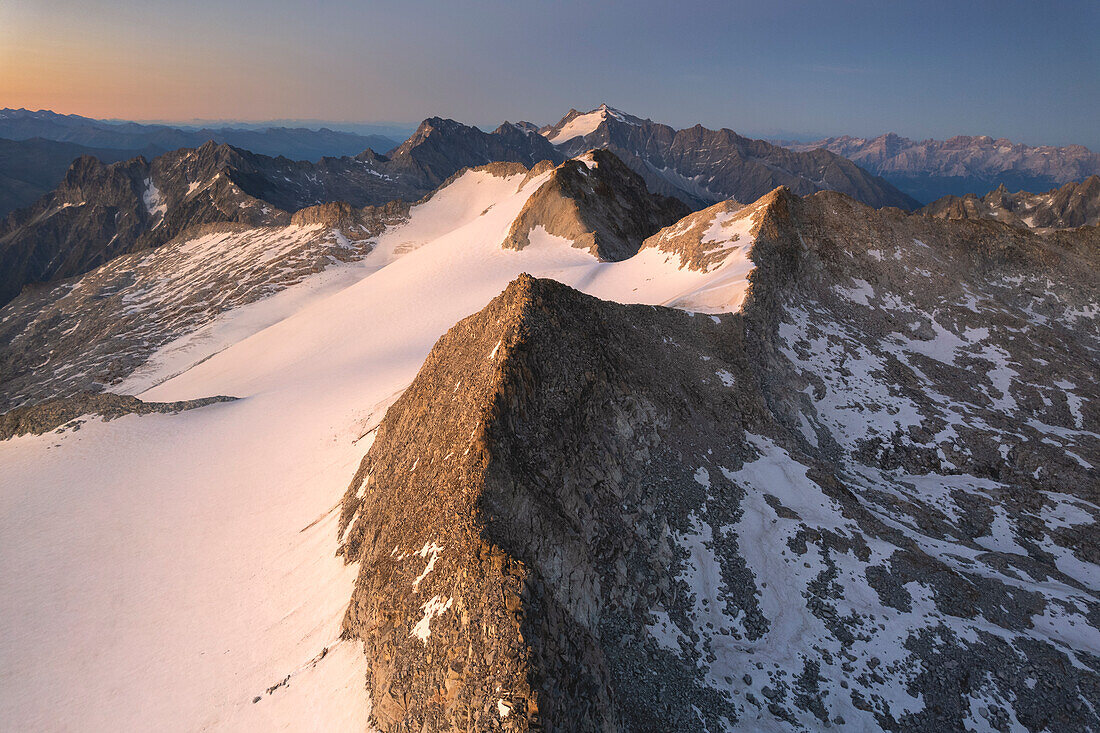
543, 105, 641, 145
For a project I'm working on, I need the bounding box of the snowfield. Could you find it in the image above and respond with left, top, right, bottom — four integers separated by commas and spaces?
0, 163, 759, 731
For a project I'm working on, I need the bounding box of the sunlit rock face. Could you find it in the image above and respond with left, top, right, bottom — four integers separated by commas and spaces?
337, 189, 1100, 731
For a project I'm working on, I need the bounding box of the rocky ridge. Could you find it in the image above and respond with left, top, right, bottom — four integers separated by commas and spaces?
784, 133, 1100, 204
921, 175, 1100, 231
0, 391, 236, 440
501, 149, 690, 261
338, 190, 1100, 730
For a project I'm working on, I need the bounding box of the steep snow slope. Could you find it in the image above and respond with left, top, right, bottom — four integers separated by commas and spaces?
139, 179, 762, 403
0, 160, 763, 731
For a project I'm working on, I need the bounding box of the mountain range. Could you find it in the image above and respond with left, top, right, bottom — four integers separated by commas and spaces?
783, 132, 1100, 204
0, 108, 401, 217
0, 108, 399, 161
1, 141, 1097, 731
0, 120, 560, 307
534, 105, 919, 210
0, 105, 936, 307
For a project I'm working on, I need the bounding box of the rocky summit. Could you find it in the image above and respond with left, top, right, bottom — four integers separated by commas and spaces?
337, 189, 1099, 730
501, 149, 690, 261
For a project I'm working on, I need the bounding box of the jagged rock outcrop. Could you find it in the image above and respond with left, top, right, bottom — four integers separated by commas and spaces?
501, 149, 690, 260
339, 187, 1099, 730
921, 175, 1100, 230
386, 118, 564, 190
289, 199, 411, 229
0, 136, 154, 218
784, 132, 1100, 204
538, 105, 919, 211
0, 391, 235, 440
640, 198, 751, 272
338, 274, 774, 731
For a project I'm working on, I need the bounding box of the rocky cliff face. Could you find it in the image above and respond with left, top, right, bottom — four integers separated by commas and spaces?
386, 118, 563, 191
785, 133, 1100, 204
501, 149, 690, 261
921, 175, 1100, 230
0, 140, 403, 307
538, 105, 919, 211
338, 190, 1099, 730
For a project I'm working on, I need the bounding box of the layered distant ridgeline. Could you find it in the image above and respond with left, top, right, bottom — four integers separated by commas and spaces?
783, 132, 1100, 204
0, 108, 399, 162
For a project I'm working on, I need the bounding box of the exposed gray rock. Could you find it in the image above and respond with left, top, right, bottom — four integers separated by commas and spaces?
0, 391, 236, 440
501, 149, 690, 261
338, 187, 1099, 730
921, 175, 1100, 230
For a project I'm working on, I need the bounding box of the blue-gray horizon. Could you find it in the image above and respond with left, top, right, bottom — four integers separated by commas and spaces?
2, 0, 1097, 150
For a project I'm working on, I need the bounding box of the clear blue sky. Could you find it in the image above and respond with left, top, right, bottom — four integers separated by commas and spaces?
3, 0, 1098, 148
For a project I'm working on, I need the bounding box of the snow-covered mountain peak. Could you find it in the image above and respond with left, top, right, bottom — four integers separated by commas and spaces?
542, 104, 641, 145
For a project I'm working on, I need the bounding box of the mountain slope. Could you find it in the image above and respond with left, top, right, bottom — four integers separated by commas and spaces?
921, 175, 1100, 230
784, 132, 1100, 203
337, 195, 1100, 730
539, 104, 919, 211
2, 162, 1097, 732
0, 144, 296, 307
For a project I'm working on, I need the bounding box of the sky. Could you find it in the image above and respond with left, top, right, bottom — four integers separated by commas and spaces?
2, 0, 1098, 148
